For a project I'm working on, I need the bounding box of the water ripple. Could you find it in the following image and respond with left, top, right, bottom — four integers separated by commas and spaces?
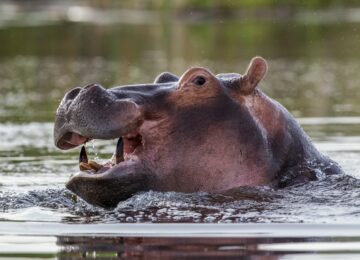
1, 175, 360, 224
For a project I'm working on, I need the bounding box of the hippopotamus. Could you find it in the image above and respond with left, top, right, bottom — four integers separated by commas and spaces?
54, 57, 342, 208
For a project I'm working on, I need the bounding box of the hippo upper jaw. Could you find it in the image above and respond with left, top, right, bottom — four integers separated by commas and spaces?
54, 83, 143, 150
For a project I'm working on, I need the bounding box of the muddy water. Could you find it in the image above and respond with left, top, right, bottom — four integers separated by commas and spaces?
1, 2, 360, 259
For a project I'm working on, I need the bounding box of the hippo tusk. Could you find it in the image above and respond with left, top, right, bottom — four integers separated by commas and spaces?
79, 146, 92, 171
115, 138, 124, 164
79, 146, 88, 164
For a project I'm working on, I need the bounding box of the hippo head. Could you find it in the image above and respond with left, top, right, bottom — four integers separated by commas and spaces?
54, 57, 308, 208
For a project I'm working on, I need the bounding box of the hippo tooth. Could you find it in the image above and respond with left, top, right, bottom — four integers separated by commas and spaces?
116, 138, 124, 164
88, 160, 102, 171
79, 162, 92, 171
79, 146, 88, 164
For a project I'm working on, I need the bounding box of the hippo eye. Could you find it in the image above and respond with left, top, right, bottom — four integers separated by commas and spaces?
193, 76, 206, 86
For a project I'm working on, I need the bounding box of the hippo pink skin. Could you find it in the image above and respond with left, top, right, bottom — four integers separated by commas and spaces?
54, 57, 342, 208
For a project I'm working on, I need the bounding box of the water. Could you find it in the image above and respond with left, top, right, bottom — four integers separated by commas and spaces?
1, 2, 360, 258
2, 224, 360, 259
1, 120, 360, 224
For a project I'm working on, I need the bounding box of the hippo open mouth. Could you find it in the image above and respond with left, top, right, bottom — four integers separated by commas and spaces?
76, 136, 141, 173
56, 114, 155, 208
54, 57, 342, 208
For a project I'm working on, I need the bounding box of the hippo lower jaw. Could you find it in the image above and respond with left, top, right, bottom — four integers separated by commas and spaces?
66, 159, 151, 209
63, 130, 152, 208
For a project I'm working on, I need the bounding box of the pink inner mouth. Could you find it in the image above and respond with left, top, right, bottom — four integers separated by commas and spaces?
58, 132, 91, 150
123, 132, 143, 156
74, 130, 144, 174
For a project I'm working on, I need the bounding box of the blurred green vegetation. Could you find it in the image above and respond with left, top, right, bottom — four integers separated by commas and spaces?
1, 0, 360, 122
1, 20, 360, 122
85, 0, 360, 10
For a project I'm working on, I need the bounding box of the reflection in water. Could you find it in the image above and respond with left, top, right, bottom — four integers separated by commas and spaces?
56, 236, 283, 259
54, 236, 360, 259
2, 233, 360, 259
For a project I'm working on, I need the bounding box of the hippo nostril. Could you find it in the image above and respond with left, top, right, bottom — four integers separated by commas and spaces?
64, 87, 82, 100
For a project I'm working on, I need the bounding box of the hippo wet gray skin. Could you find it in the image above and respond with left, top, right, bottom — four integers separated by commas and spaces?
54, 57, 342, 208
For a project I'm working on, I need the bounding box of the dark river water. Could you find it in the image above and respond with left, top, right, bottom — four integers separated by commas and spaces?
0, 2, 360, 259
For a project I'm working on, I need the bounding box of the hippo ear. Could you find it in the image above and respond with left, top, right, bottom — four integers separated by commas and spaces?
154, 72, 179, 83
240, 57, 268, 95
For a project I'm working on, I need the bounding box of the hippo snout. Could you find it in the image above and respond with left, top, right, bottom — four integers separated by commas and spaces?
54, 83, 142, 150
